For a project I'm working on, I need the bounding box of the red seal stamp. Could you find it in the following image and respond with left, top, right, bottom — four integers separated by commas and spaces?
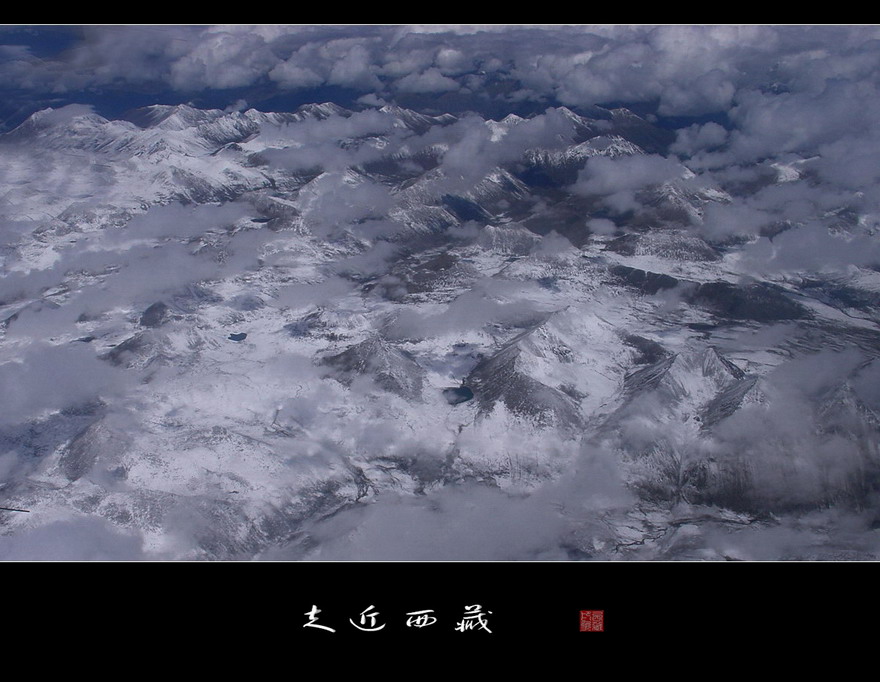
580, 610, 604, 632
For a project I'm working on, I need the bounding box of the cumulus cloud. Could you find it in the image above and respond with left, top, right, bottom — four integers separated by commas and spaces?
700, 201, 776, 240
268, 58, 324, 89
575, 154, 686, 196
0, 26, 860, 116
727, 81, 879, 164
671, 122, 728, 156
168, 27, 280, 90
0, 517, 145, 560
104, 202, 251, 243
742, 222, 880, 274
326, 41, 383, 90
396, 67, 460, 93
386, 277, 551, 339
571, 153, 689, 215
278, 484, 571, 561
586, 217, 617, 235
257, 108, 400, 172
413, 107, 576, 193
265, 439, 630, 561
0, 343, 128, 425
701, 350, 875, 510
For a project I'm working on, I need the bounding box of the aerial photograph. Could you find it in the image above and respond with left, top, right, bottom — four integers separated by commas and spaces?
1, 24, 879, 562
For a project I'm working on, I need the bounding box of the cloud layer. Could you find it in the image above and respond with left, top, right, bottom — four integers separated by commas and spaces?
0, 26, 876, 116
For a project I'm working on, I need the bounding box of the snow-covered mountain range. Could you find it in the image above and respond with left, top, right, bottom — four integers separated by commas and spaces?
1, 99, 879, 560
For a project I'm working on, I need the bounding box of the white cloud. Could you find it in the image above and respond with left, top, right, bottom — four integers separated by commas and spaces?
671, 122, 729, 157
396, 67, 460, 93
574, 154, 686, 196
0, 343, 128, 425
0, 518, 145, 560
